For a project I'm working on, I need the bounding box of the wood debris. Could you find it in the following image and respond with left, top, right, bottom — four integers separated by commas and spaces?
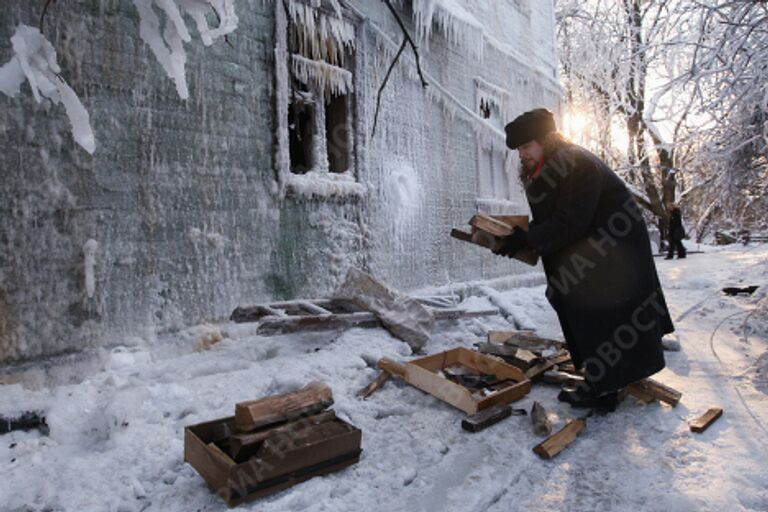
234, 381, 334, 432
461, 404, 514, 433
451, 214, 539, 266
690, 407, 723, 433
622, 378, 682, 407
532, 419, 585, 459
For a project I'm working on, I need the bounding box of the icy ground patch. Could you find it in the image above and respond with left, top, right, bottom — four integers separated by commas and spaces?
1, 245, 767, 511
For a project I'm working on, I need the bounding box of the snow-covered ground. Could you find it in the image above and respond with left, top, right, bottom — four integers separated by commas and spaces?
1, 244, 767, 512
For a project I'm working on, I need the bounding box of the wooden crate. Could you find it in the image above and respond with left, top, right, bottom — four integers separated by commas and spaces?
184, 415, 362, 507
391, 348, 531, 414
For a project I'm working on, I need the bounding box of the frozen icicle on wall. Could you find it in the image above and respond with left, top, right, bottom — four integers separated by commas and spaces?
291, 54, 352, 98
411, 0, 484, 60
287, 0, 355, 66
83, 239, 99, 299
0, 25, 95, 154
178, 0, 238, 45
131, 0, 239, 99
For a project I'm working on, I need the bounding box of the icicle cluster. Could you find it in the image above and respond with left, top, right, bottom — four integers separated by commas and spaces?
0, 25, 95, 154
411, 0, 484, 60
287, 0, 355, 66
291, 53, 352, 98
131, 0, 239, 99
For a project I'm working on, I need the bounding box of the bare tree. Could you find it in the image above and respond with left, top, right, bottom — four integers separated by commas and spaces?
556, 0, 768, 240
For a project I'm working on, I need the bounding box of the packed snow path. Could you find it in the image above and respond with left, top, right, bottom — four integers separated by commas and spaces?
1, 245, 767, 511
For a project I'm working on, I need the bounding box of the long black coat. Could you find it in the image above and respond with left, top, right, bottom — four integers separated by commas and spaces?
525, 143, 673, 394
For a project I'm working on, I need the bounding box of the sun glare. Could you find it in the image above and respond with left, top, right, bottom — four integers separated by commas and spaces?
562, 111, 589, 141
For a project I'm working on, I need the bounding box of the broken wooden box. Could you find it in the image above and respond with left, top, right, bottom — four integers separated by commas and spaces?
184, 382, 361, 507
379, 347, 531, 414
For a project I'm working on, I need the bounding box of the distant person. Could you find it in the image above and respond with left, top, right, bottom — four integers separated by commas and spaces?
665, 203, 687, 259
494, 108, 674, 411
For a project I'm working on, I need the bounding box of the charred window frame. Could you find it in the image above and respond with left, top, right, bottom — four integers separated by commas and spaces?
284, 1, 357, 177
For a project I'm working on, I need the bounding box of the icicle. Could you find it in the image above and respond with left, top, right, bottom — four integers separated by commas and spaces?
0, 25, 95, 154
291, 53, 352, 98
287, 0, 354, 65
131, 0, 238, 99
411, 0, 484, 60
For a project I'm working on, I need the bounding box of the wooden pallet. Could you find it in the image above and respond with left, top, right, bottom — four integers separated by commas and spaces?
231, 297, 499, 335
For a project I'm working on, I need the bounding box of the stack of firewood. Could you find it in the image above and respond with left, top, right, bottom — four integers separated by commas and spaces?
451, 214, 539, 265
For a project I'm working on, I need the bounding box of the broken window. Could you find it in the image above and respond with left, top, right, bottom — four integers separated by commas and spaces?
285, 1, 356, 176
475, 81, 514, 204
325, 93, 349, 172
289, 86, 315, 174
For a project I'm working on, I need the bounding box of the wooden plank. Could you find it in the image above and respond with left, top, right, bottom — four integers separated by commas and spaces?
532, 419, 585, 459
300, 301, 334, 315
690, 407, 723, 433
451, 228, 539, 266
525, 351, 572, 380
491, 215, 530, 230
184, 422, 234, 502
253, 307, 498, 336
624, 378, 682, 407
469, 214, 515, 237
457, 349, 529, 383
406, 361, 478, 413
541, 370, 585, 387
475, 341, 520, 358
475, 342, 541, 370
256, 312, 380, 335
432, 308, 500, 320
450, 228, 475, 243
413, 296, 457, 309
358, 371, 391, 399
477, 380, 532, 410
234, 382, 334, 433
228, 420, 361, 506
229, 411, 337, 461
462, 404, 513, 432
230, 304, 286, 323
619, 385, 654, 404
487, 330, 566, 352
378, 358, 407, 378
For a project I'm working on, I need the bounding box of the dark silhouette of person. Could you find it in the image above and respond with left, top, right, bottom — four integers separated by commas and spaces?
665, 203, 687, 259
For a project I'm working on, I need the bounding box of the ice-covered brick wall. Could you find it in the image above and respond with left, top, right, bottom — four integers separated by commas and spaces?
352, 0, 561, 289
0, 0, 279, 363
0, 0, 560, 364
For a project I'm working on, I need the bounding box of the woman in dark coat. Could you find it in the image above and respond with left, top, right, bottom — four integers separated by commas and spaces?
496, 109, 674, 409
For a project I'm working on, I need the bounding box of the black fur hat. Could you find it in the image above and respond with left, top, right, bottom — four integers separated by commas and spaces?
504, 108, 556, 149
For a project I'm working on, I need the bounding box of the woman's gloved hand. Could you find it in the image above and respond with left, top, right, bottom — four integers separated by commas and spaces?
491, 226, 529, 257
